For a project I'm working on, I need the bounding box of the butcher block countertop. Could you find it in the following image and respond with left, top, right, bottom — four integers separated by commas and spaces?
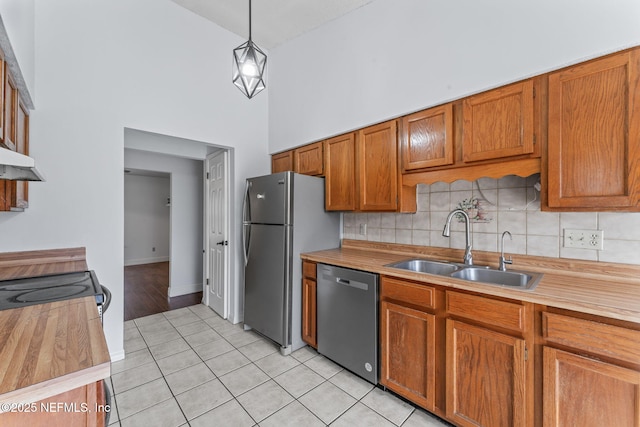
302, 240, 640, 324
0, 248, 110, 408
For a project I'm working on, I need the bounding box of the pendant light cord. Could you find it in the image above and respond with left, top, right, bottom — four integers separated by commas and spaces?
248, 0, 252, 41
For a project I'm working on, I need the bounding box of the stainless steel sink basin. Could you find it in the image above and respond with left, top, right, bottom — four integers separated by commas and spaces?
451, 267, 542, 290
385, 258, 542, 290
386, 259, 460, 276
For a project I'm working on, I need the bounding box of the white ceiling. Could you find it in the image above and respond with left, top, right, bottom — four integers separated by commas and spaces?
170, 0, 374, 49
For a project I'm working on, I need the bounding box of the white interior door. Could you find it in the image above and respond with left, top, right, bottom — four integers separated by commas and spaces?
205, 151, 228, 318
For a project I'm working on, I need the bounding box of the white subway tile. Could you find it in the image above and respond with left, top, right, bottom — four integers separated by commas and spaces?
396, 229, 412, 244
599, 213, 640, 240
527, 235, 560, 257
396, 213, 413, 230
412, 230, 430, 246
430, 192, 451, 212
380, 213, 395, 228
560, 213, 598, 230
598, 239, 640, 264
380, 228, 396, 243
366, 213, 381, 227
527, 211, 560, 236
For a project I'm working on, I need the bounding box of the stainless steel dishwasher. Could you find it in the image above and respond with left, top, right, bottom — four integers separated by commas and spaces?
317, 263, 378, 384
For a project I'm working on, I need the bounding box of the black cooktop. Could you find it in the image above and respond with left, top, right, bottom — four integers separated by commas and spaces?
0, 270, 104, 310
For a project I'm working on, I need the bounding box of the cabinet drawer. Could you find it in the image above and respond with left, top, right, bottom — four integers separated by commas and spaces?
381, 276, 436, 310
446, 291, 526, 332
303, 261, 316, 279
542, 312, 640, 365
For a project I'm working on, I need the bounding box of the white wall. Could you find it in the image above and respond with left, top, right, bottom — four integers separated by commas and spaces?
269, 0, 640, 152
0, 0, 269, 360
124, 173, 170, 266
125, 148, 203, 297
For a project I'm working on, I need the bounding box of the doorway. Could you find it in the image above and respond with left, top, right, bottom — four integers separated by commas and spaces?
123, 128, 233, 322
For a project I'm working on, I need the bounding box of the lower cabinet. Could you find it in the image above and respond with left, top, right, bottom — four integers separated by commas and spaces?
543, 347, 640, 427
446, 319, 527, 427
301, 261, 317, 348
310, 270, 640, 427
0, 380, 107, 427
380, 300, 436, 410
380, 276, 439, 412
446, 291, 531, 427
541, 310, 640, 427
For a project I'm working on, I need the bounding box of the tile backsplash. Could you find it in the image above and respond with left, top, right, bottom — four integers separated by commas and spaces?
343, 174, 640, 265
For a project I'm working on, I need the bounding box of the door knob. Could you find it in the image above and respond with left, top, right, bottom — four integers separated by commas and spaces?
216, 240, 228, 246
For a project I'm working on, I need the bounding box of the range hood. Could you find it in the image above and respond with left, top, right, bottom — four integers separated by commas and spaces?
0, 148, 44, 181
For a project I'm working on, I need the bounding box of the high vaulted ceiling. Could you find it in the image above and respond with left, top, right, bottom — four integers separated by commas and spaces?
170, 0, 374, 49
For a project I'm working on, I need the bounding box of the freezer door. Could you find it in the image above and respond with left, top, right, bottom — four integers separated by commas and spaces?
246, 172, 292, 225
244, 223, 291, 346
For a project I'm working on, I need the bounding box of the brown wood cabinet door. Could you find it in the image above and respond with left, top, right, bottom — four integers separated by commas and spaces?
357, 120, 398, 211
543, 347, 640, 427
324, 133, 356, 210
294, 141, 324, 176
301, 277, 317, 348
11, 97, 29, 209
401, 104, 454, 171
271, 150, 294, 173
380, 300, 436, 410
3, 65, 17, 151
547, 49, 640, 209
446, 319, 527, 427
462, 80, 534, 163
0, 381, 107, 427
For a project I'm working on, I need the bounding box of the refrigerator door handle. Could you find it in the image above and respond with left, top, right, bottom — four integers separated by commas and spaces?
242, 180, 251, 223
242, 224, 251, 267
242, 180, 251, 266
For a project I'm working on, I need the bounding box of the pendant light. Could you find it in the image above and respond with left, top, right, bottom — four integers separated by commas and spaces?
232, 0, 267, 99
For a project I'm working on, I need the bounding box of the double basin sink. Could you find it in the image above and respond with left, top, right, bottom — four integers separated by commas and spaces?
385, 259, 543, 290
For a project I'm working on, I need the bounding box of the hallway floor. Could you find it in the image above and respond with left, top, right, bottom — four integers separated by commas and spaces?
108, 304, 452, 427
124, 262, 202, 321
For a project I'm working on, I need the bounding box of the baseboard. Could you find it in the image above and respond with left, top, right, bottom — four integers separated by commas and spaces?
110, 349, 125, 362
124, 256, 170, 266
169, 282, 203, 298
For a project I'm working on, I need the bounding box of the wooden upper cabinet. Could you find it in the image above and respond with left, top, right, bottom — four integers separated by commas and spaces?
271, 150, 294, 173
357, 120, 398, 211
294, 141, 323, 176
401, 104, 454, 171
462, 79, 535, 163
547, 48, 640, 210
3, 64, 17, 152
324, 133, 357, 210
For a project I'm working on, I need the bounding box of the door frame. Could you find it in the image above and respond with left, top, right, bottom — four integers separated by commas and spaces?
203, 150, 231, 318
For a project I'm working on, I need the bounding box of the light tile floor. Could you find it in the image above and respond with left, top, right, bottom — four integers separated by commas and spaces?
108, 304, 452, 427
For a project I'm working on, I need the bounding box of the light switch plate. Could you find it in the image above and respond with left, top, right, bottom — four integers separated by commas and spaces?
563, 229, 604, 250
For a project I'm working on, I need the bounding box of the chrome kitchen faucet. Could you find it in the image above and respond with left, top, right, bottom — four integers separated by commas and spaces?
443, 209, 473, 265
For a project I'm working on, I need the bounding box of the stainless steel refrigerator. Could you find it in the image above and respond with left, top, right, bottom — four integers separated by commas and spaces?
242, 171, 340, 354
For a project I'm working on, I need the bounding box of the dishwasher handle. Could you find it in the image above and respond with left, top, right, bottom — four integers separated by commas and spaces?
334, 276, 368, 291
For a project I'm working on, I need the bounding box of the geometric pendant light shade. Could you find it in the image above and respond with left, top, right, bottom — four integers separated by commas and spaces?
232, 0, 267, 99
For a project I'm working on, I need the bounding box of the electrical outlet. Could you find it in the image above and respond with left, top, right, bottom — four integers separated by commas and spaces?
563, 229, 604, 250
359, 224, 367, 235
152, 247, 156, 252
